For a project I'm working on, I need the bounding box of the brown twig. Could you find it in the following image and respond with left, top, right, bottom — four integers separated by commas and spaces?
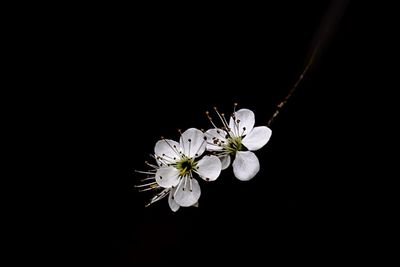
267, 0, 349, 127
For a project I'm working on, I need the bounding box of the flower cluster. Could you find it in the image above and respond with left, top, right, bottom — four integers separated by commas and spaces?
136, 105, 272, 211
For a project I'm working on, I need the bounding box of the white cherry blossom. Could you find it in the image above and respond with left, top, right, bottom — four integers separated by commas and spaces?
136, 128, 222, 211
205, 106, 272, 181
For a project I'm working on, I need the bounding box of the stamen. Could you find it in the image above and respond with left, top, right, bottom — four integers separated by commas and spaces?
193, 136, 207, 157
233, 117, 241, 137
230, 114, 237, 136
233, 102, 238, 113
151, 154, 172, 165
134, 170, 156, 175
154, 154, 176, 165
241, 126, 246, 136
221, 113, 230, 131
187, 139, 191, 157
206, 111, 218, 129
138, 186, 157, 192
183, 176, 188, 191
145, 161, 158, 169
206, 140, 222, 149
161, 153, 178, 162
214, 107, 229, 129
189, 175, 193, 192
174, 177, 183, 199
140, 177, 156, 182
134, 181, 157, 188
145, 189, 169, 207
216, 129, 227, 139
178, 129, 186, 156
161, 138, 182, 158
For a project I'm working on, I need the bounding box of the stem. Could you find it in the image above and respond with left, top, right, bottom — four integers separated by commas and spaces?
267, 48, 318, 127
267, 0, 349, 127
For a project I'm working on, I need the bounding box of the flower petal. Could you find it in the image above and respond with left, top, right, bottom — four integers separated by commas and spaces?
196, 155, 222, 181
205, 128, 228, 152
155, 166, 180, 188
220, 155, 231, 170
174, 177, 201, 207
232, 151, 260, 181
180, 128, 206, 158
168, 188, 180, 212
154, 139, 181, 164
242, 126, 272, 151
229, 108, 255, 137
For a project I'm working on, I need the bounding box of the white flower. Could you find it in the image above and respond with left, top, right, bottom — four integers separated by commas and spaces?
205, 107, 272, 181
135, 161, 176, 209
135, 158, 202, 212
153, 128, 222, 211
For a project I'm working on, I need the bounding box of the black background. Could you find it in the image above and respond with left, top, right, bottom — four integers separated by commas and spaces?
55, 1, 385, 266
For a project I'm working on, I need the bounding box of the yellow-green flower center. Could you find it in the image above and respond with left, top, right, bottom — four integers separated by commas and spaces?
176, 157, 197, 176
225, 136, 244, 155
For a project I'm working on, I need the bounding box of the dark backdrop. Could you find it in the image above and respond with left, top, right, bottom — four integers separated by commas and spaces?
61, 1, 379, 266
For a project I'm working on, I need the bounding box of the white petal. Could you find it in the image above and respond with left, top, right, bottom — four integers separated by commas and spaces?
154, 139, 181, 164
155, 166, 180, 188
180, 128, 206, 158
232, 151, 260, 181
229, 108, 255, 137
196, 155, 222, 181
220, 155, 231, 170
168, 188, 180, 212
174, 177, 201, 207
242, 126, 272, 151
205, 128, 228, 152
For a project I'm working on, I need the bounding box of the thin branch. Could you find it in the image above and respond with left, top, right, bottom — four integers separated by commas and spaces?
267, 0, 349, 127
267, 47, 319, 127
